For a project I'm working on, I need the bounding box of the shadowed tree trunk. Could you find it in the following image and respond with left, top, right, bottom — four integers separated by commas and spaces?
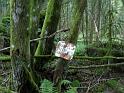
30, 0, 46, 56
10, 0, 38, 93
53, 0, 87, 92
34, 0, 63, 78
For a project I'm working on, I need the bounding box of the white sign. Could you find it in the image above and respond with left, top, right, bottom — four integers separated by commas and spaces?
55, 41, 76, 60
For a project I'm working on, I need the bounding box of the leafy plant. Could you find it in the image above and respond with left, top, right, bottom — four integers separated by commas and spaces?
75, 42, 86, 55
39, 79, 79, 93
40, 79, 57, 93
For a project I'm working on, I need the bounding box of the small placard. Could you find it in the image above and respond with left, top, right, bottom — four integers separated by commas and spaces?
55, 41, 76, 60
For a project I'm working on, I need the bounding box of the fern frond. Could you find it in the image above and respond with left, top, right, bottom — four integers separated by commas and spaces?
61, 80, 72, 86
40, 79, 53, 93
40, 79, 58, 93
65, 87, 77, 93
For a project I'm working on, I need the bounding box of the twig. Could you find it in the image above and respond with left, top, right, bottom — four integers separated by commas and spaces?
30, 28, 69, 42
85, 81, 91, 93
81, 77, 121, 84
0, 47, 10, 52
89, 73, 104, 90
2, 55, 124, 61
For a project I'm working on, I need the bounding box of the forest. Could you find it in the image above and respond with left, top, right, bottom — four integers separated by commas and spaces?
0, 0, 124, 93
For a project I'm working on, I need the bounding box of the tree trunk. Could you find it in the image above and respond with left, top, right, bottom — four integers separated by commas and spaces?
35, 0, 63, 56
10, 0, 38, 93
53, 0, 87, 92
34, 0, 63, 78
30, 0, 45, 56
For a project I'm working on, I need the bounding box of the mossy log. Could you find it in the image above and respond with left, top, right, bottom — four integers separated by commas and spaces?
1, 55, 124, 61
69, 62, 124, 69
86, 46, 124, 57
34, 55, 124, 60
0, 55, 11, 61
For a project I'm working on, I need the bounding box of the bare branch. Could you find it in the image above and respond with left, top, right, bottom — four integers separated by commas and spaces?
0, 28, 69, 52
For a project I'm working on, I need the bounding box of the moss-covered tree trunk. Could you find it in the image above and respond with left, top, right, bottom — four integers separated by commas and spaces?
53, 0, 87, 92
35, 0, 63, 56
34, 0, 63, 76
10, 0, 38, 93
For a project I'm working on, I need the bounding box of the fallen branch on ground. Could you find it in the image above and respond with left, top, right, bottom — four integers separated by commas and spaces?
69, 62, 124, 69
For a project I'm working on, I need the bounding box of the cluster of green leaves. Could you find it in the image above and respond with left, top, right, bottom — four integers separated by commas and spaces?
40, 79, 80, 93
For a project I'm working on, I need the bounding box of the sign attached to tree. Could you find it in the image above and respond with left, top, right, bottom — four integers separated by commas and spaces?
55, 41, 76, 60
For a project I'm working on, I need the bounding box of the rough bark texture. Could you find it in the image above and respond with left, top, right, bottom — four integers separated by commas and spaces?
10, 0, 38, 93
53, 0, 87, 92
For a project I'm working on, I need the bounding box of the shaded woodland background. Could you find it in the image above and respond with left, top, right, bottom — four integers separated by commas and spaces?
0, 0, 124, 93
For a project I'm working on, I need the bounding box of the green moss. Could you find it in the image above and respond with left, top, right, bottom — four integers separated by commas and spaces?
35, 0, 62, 55
0, 55, 11, 61
68, 0, 87, 44
35, 0, 55, 56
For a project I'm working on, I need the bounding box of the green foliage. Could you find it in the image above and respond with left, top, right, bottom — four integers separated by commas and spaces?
0, 86, 15, 93
94, 68, 107, 76
40, 79, 79, 93
2, 17, 10, 24
65, 87, 77, 93
0, 23, 6, 34
71, 80, 80, 87
75, 42, 86, 55
107, 80, 124, 93
0, 17, 10, 36
60, 80, 72, 86
93, 83, 105, 93
64, 80, 80, 93
40, 79, 57, 93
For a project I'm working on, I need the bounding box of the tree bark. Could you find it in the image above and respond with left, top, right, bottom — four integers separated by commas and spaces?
34, 0, 63, 79
10, 0, 38, 93
35, 0, 63, 56
53, 0, 87, 92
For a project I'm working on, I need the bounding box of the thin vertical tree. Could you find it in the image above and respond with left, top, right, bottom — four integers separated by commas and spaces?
35, 0, 63, 56
34, 0, 63, 76
53, 0, 87, 92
